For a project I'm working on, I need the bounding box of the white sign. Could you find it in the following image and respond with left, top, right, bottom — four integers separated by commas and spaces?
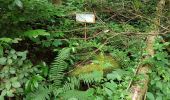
76, 13, 95, 23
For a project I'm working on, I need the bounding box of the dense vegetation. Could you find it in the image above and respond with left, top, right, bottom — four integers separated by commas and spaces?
0, 0, 169, 100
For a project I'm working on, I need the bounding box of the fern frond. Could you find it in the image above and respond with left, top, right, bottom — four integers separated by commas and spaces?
49, 48, 71, 88
58, 89, 95, 100
25, 85, 50, 100
62, 77, 80, 92
79, 71, 103, 84
52, 77, 80, 96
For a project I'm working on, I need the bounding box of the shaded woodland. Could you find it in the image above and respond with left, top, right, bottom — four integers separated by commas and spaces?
0, 0, 170, 100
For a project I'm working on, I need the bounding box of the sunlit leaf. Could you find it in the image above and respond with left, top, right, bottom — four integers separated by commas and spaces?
12, 81, 21, 88
147, 92, 155, 100
23, 29, 50, 38
0, 38, 12, 43
14, 0, 23, 8
0, 57, 7, 65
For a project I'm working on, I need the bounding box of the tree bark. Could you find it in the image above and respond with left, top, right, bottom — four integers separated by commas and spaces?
52, 0, 62, 5
129, 0, 166, 100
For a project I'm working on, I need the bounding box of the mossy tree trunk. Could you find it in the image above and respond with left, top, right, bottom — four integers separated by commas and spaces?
129, 0, 166, 100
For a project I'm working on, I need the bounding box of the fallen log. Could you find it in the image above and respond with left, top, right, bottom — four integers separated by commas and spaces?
129, 0, 166, 99
130, 34, 155, 100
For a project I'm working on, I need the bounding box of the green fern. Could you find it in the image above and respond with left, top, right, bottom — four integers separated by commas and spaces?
62, 77, 80, 92
58, 89, 95, 100
49, 48, 71, 88
25, 85, 50, 100
79, 71, 103, 84
53, 77, 80, 96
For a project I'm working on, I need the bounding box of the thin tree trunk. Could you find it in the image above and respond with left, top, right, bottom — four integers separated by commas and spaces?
129, 0, 165, 100
52, 0, 62, 5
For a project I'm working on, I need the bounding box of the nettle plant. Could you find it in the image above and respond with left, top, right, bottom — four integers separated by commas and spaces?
0, 48, 44, 99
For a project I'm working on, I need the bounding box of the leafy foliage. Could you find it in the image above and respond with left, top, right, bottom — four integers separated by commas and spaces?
59, 89, 95, 100
0, 49, 38, 98
0, 0, 169, 100
146, 38, 170, 100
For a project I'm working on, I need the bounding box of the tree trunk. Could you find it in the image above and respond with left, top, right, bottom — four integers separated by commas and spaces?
129, 0, 165, 100
52, 0, 62, 5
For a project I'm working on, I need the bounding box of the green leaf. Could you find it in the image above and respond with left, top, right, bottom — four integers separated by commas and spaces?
156, 81, 162, 90
1, 90, 6, 96
107, 70, 123, 81
23, 29, 50, 38
34, 75, 44, 81
12, 82, 21, 88
147, 92, 155, 100
6, 90, 14, 97
41, 64, 48, 77
14, 0, 23, 8
12, 54, 17, 60
16, 51, 27, 61
18, 60, 23, 66
10, 77, 18, 82
0, 57, 7, 65
9, 68, 16, 74
52, 32, 64, 37
155, 52, 167, 61
33, 81, 38, 88
12, 38, 22, 43
10, 49, 16, 54
16, 51, 27, 57
104, 81, 117, 91
163, 42, 170, 46
86, 88, 94, 96
5, 82, 11, 90
104, 87, 112, 96
42, 41, 51, 47
25, 80, 31, 92
156, 96, 162, 100
95, 96, 103, 100
0, 38, 12, 43
7, 59, 13, 65
52, 40, 62, 47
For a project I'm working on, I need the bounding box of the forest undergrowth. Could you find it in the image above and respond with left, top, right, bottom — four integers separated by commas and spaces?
0, 0, 170, 100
